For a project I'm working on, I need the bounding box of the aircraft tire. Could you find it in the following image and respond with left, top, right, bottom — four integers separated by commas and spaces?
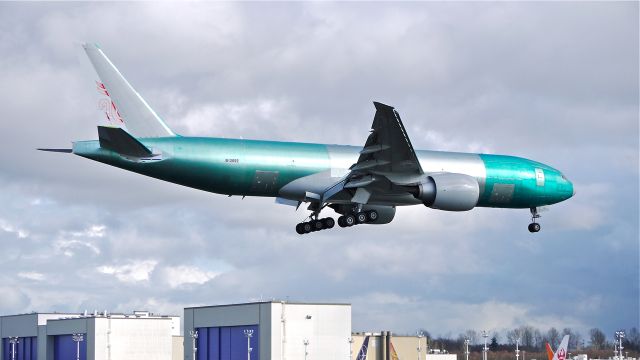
528, 223, 541, 233
356, 212, 367, 224
303, 222, 312, 233
344, 214, 356, 227
323, 217, 335, 229
367, 210, 378, 222
296, 223, 305, 234
338, 216, 347, 227
311, 220, 323, 231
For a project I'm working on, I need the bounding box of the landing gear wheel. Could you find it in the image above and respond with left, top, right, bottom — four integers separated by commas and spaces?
528, 223, 541, 233
296, 223, 305, 234
367, 210, 378, 222
356, 212, 367, 224
302, 222, 312, 233
311, 219, 324, 231
338, 216, 347, 228
344, 214, 356, 227
323, 217, 335, 229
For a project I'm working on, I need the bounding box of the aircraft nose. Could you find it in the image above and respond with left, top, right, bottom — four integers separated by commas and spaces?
566, 178, 575, 199
559, 172, 574, 200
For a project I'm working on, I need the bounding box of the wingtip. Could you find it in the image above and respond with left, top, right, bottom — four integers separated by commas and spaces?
373, 101, 394, 110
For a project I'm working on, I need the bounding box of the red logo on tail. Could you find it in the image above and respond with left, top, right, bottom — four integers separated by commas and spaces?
558, 349, 566, 360
96, 82, 123, 124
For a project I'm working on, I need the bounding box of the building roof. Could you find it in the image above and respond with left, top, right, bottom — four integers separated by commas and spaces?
185, 300, 351, 310
0, 312, 81, 319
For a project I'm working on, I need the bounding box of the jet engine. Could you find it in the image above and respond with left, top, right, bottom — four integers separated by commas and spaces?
414, 173, 480, 211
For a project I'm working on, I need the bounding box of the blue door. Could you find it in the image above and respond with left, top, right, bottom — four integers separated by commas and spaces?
2, 337, 37, 360
54, 335, 86, 360
196, 325, 258, 360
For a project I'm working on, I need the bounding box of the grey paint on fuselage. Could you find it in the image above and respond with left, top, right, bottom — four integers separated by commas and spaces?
277, 145, 489, 207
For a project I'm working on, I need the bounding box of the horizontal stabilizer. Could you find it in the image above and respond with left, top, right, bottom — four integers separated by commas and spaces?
98, 126, 152, 157
37, 148, 72, 153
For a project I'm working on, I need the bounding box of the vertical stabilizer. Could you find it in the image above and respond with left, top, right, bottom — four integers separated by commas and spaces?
553, 335, 570, 360
83, 43, 175, 138
546, 343, 555, 360
356, 336, 370, 360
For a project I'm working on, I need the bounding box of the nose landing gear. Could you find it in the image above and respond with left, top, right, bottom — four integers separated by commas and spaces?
528, 207, 541, 233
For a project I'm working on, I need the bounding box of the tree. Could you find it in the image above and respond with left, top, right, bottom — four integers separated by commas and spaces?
490, 336, 499, 351
589, 328, 607, 350
534, 328, 544, 351
547, 328, 561, 349
418, 329, 432, 341
464, 329, 479, 345
519, 326, 535, 348
562, 328, 582, 350
506, 329, 521, 345
626, 327, 640, 351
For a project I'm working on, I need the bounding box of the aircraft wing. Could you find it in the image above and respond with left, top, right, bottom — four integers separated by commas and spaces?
279, 102, 424, 207
349, 102, 423, 180
322, 102, 424, 205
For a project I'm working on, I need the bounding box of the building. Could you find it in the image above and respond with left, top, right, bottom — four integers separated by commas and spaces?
0, 311, 181, 360
1, 312, 81, 360
351, 332, 458, 360
184, 301, 351, 360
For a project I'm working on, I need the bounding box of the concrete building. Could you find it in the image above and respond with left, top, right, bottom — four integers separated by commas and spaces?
1, 313, 81, 360
184, 301, 351, 360
351, 332, 458, 360
0, 311, 180, 360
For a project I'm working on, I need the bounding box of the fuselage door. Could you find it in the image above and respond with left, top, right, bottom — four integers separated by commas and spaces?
535, 168, 545, 187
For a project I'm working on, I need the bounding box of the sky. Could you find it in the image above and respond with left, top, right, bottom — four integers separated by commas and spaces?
0, 2, 638, 342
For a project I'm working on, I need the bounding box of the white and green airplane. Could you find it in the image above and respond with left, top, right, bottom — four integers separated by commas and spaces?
41, 44, 574, 234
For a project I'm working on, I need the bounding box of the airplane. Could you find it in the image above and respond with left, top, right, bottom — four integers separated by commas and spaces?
39, 44, 574, 235
546, 335, 570, 360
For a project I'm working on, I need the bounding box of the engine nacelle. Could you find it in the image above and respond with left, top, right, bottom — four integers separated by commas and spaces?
415, 173, 480, 211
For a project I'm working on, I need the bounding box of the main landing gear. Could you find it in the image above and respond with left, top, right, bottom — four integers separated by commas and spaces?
295, 208, 379, 235
296, 217, 335, 234
337, 210, 378, 228
528, 207, 541, 233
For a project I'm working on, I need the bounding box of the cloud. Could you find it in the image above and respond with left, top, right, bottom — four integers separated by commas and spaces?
0, 218, 29, 239
0, 1, 636, 339
162, 266, 221, 289
0, 286, 30, 313
18, 272, 46, 281
97, 260, 158, 283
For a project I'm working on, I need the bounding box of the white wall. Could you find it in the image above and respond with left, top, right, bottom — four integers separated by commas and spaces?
94, 318, 173, 360
270, 303, 351, 360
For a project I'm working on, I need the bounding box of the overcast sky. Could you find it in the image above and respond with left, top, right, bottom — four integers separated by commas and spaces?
0, 2, 637, 341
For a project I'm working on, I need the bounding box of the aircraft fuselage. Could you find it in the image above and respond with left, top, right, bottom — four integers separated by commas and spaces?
72, 136, 574, 209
